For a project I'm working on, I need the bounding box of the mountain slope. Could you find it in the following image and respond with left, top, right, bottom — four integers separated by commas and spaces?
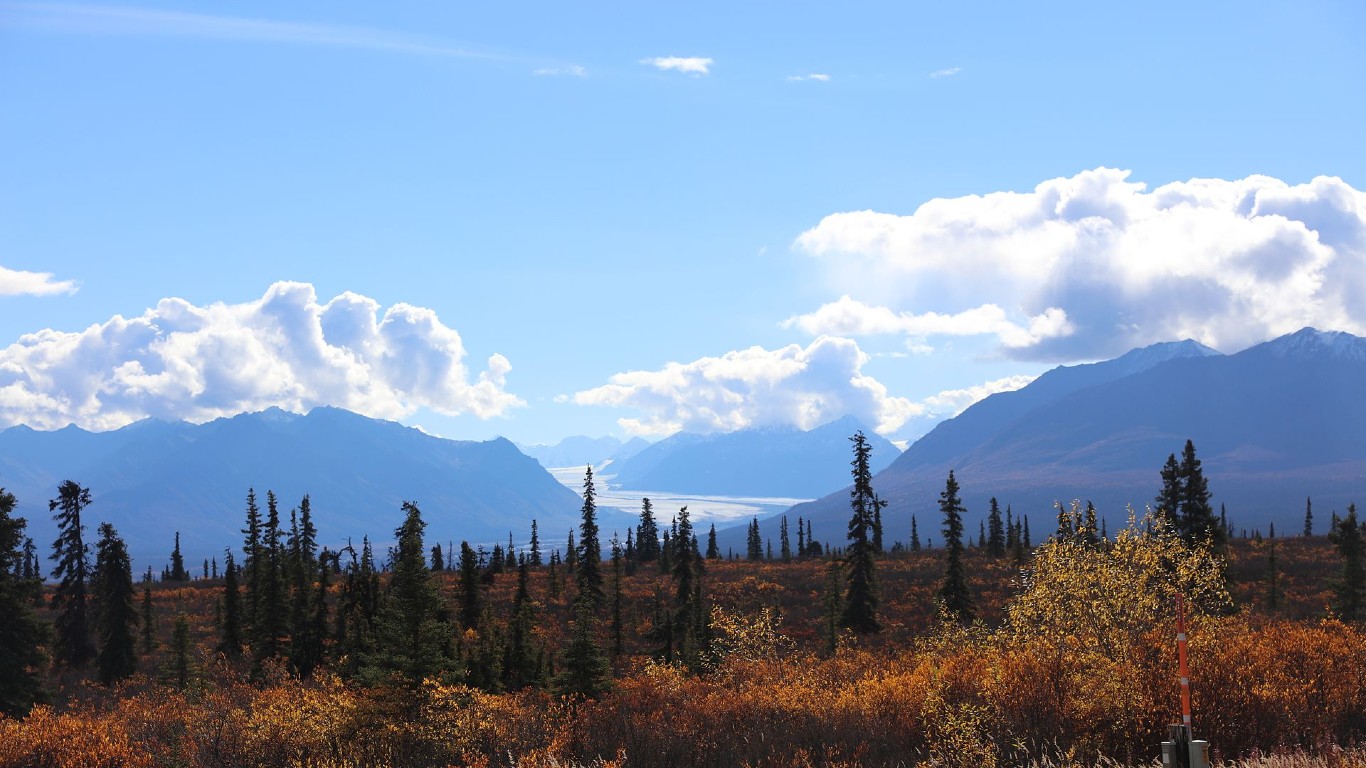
779, 328, 1366, 549
517, 435, 651, 470
607, 415, 901, 499
0, 407, 583, 566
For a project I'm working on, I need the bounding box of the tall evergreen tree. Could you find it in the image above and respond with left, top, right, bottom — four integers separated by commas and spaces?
169, 614, 191, 689
553, 601, 612, 700
841, 431, 882, 634
780, 516, 792, 563
667, 506, 709, 669
935, 470, 974, 623
1177, 440, 1222, 549
503, 556, 541, 690
576, 467, 604, 607
1155, 453, 1182, 529
140, 576, 155, 654
49, 480, 95, 668
169, 531, 188, 582
240, 487, 263, 634
529, 519, 542, 565
746, 518, 763, 561
986, 498, 1006, 557
1329, 503, 1364, 621
636, 498, 660, 562
910, 514, 921, 552
1082, 501, 1100, 546
251, 491, 288, 669
1304, 497, 1314, 537
797, 517, 806, 557
609, 535, 624, 657
0, 488, 49, 716
366, 502, 454, 685
458, 541, 482, 631
219, 551, 243, 656
706, 524, 719, 560
92, 522, 138, 685
293, 548, 330, 679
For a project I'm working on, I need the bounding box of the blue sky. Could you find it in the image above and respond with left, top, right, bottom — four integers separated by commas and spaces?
2, 1, 1364, 446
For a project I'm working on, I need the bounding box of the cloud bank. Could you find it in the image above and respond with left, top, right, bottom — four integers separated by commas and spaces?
573, 336, 918, 437
0, 265, 79, 296
794, 168, 1366, 360
0, 281, 522, 430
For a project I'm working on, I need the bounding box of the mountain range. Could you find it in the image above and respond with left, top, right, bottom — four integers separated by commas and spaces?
606, 415, 901, 499
0, 407, 583, 567
779, 328, 1366, 548
517, 435, 651, 470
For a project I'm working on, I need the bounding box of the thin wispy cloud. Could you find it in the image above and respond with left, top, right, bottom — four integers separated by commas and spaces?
0, 2, 500, 61
0, 265, 79, 297
641, 56, 713, 75
533, 65, 588, 77
787, 73, 830, 82
929, 66, 961, 78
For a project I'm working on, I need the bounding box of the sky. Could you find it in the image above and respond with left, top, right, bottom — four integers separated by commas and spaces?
2, 1, 1364, 447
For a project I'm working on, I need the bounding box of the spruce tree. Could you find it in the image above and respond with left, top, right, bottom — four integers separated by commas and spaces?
49, 480, 95, 668
746, 518, 763, 560
1177, 440, 1222, 549
576, 467, 604, 607
553, 601, 612, 700
92, 522, 138, 685
986, 498, 1006, 557
935, 470, 975, 623
609, 535, 624, 657
1304, 497, 1314, 537
241, 488, 263, 641
910, 515, 921, 552
366, 502, 454, 685
458, 541, 482, 630
293, 549, 330, 679
780, 516, 792, 563
636, 498, 660, 563
668, 506, 709, 669
251, 490, 288, 669
841, 431, 882, 634
218, 551, 243, 656
529, 519, 542, 565
0, 488, 49, 716
430, 545, 444, 571
706, 524, 719, 560
503, 556, 540, 690
140, 576, 155, 654
169, 531, 188, 582
169, 614, 191, 689
797, 517, 806, 557
1329, 503, 1364, 621
1155, 453, 1182, 529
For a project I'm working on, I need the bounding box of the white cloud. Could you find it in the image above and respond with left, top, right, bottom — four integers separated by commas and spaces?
783, 295, 1072, 350
929, 67, 961, 78
0, 265, 79, 296
787, 73, 830, 82
572, 336, 920, 437
918, 374, 1037, 417
0, 281, 523, 430
533, 64, 587, 77
641, 56, 713, 75
794, 168, 1366, 360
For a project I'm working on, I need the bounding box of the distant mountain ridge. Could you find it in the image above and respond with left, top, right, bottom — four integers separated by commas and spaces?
517, 435, 651, 469
0, 407, 583, 567
607, 415, 901, 498
779, 328, 1366, 547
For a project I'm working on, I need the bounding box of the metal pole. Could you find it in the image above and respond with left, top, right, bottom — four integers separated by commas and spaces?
1176, 593, 1192, 732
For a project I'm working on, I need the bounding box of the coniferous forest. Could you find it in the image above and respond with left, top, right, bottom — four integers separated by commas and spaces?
2, 436, 1365, 767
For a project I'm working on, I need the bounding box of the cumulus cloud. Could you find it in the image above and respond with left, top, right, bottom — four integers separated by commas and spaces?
572, 336, 920, 437
0, 265, 79, 296
918, 374, 1037, 417
787, 73, 830, 82
783, 295, 1072, 350
793, 168, 1366, 360
641, 56, 712, 75
929, 67, 961, 78
0, 281, 522, 430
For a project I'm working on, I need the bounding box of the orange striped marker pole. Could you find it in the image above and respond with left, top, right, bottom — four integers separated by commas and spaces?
1176, 593, 1192, 734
